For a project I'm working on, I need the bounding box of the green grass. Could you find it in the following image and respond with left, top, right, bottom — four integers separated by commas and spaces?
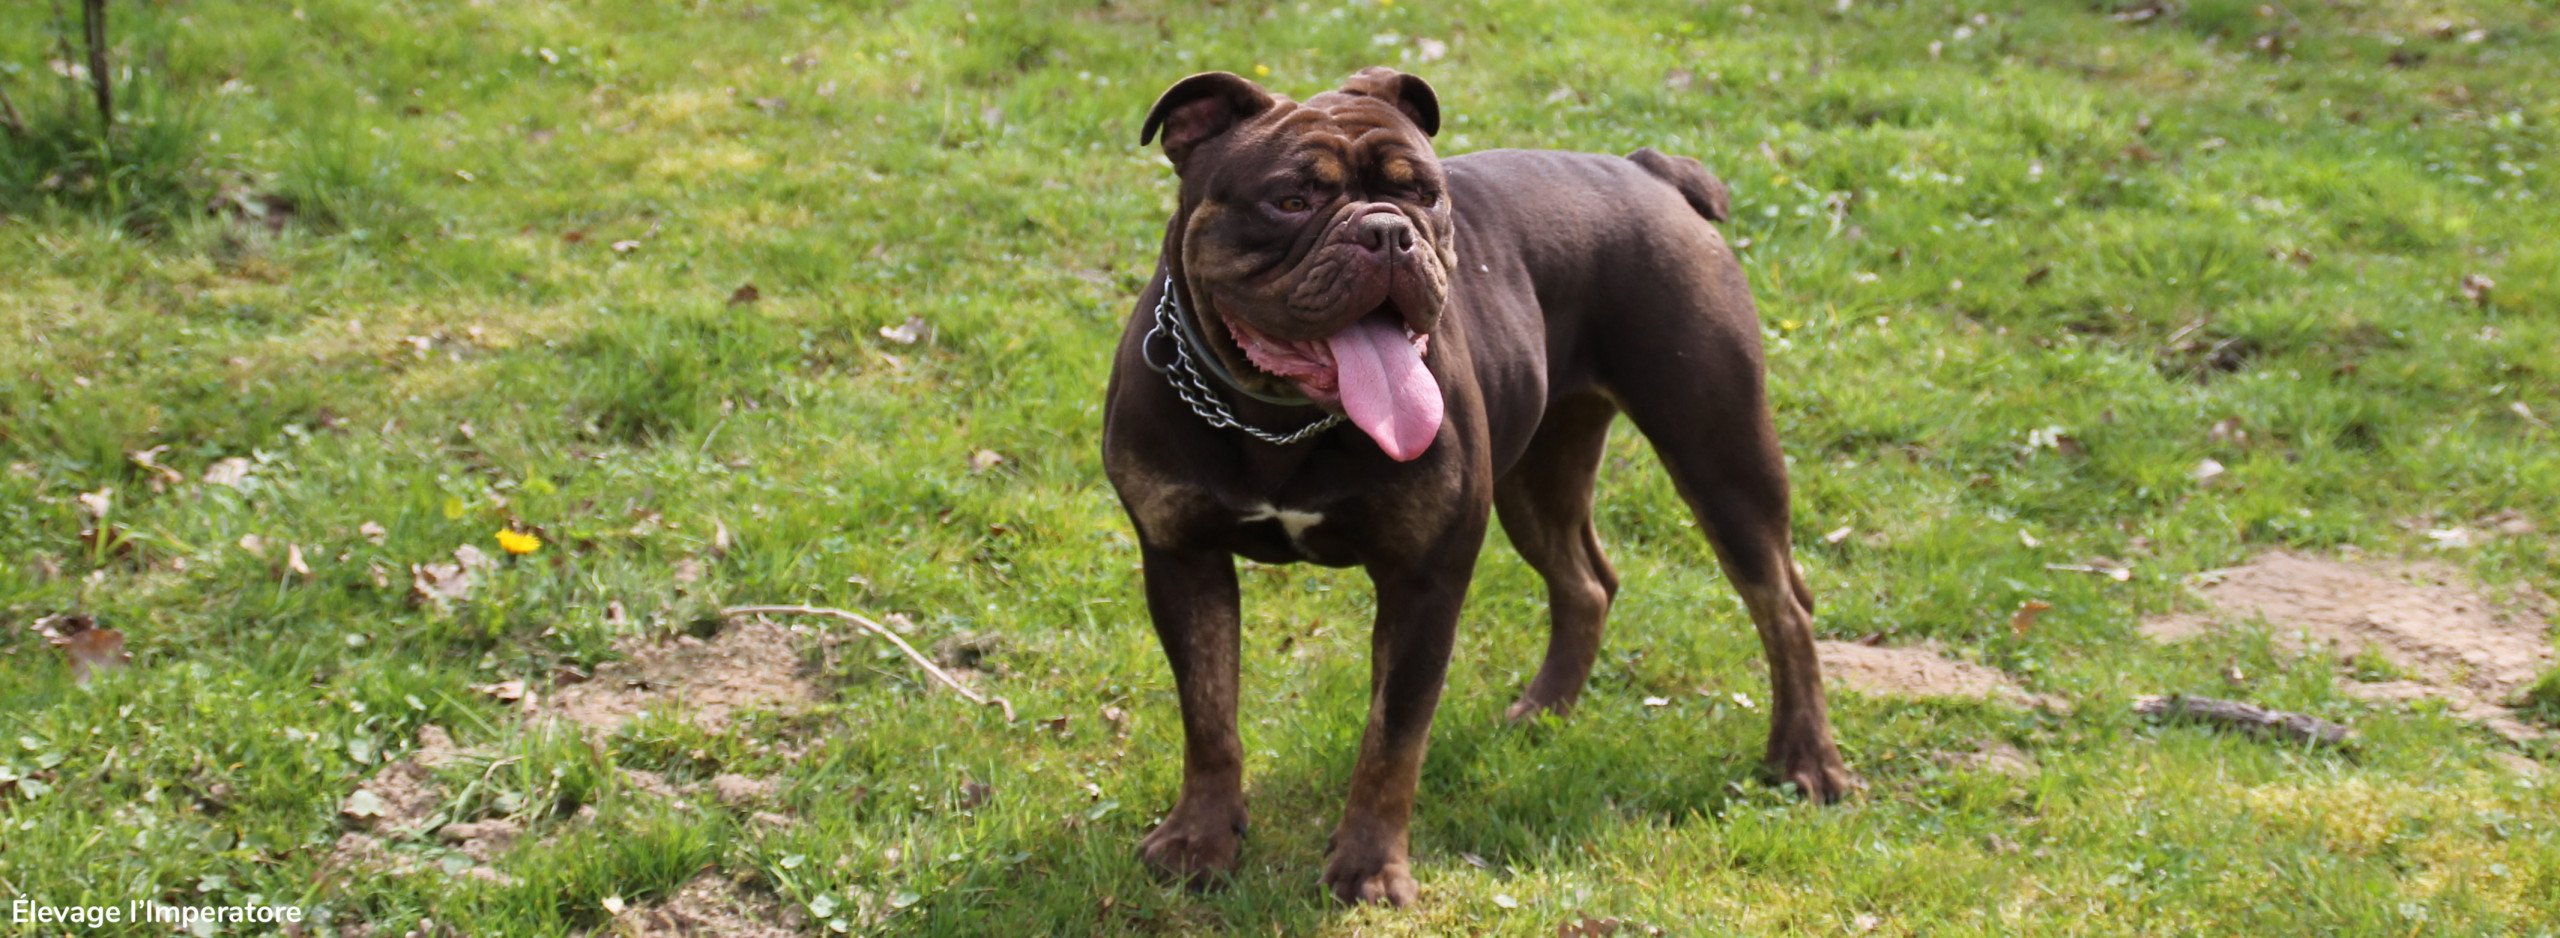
4, 0, 2559, 934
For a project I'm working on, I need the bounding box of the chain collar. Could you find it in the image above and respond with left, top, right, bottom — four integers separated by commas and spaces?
1142, 276, 1345, 446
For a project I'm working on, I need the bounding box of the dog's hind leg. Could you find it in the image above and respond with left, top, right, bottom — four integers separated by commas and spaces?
1600, 256, 1857, 802
1494, 391, 1621, 722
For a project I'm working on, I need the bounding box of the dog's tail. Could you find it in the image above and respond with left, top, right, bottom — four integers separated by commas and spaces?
1626, 147, 1731, 224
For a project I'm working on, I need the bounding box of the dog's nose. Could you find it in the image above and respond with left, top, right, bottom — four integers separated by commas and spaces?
1352, 211, 1415, 254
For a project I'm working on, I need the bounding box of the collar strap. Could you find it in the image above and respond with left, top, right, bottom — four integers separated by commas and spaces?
1149, 278, 1322, 407
1142, 276, 1345, 446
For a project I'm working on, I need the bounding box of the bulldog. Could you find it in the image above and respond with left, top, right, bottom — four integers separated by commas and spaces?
1102, 67, 1854, 907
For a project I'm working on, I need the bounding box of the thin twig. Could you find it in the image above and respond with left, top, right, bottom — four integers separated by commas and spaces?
81, 0, 111, 134
722, 604, 1016, 723
0, 83, 26, 139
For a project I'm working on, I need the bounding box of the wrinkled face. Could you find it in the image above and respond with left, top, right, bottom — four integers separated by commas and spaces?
1145, 69, 1454, 460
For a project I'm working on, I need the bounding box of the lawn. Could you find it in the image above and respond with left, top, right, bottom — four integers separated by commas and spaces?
3, 0, 2557, 934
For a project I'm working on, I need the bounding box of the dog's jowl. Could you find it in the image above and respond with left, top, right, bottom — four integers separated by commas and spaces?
1102, 67, 1856, 907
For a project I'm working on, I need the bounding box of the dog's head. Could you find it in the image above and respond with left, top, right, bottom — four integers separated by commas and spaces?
1142, 67, 1451, 461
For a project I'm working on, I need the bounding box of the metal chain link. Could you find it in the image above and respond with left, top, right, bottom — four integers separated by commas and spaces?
1145, 278, 1344, 446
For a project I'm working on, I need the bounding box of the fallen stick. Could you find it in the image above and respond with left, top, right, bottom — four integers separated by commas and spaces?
2132, 694, 2355, 748
722, 604, 1015, 723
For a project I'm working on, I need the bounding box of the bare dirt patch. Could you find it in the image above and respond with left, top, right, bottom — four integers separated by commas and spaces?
606, 873, 806, 938
328, 623, 816, 889
1940, 739, 2039, 776
1816, 641, 2046, 706
546, 620, 821, 734
2140, 551, 2556, 741
707, 773, 776, 809
327, 725, 517, 883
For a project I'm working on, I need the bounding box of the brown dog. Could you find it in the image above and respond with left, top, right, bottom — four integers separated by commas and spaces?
1102, 67, 1854, 907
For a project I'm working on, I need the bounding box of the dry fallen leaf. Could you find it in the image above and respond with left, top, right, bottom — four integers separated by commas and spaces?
878, 316, 931, 345
128, 446, 185, 489
472, 680, 527, 703
727, 283, 761, 305
203, 457, 254, 488
2425, 527, 2476, 549
37, 614, 129, 684
410, 545, 495, 607
286, 543, 314, 579
2009, 600, 2054, 637
2046, 558, 2133, 582
2459, 273, 2494, 308
1821, 525, 1853, 545
2191, 458, 2227, 484
75, 487, 112, 519
359, 521, 389, 545
340, 789, 387, 820
968, 449, 1006, 475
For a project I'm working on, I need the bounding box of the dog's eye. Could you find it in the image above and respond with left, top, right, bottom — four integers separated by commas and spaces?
1274, 196, 1311, 213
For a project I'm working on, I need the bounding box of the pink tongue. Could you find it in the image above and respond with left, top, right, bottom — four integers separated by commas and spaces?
1327, 314, 1442, 461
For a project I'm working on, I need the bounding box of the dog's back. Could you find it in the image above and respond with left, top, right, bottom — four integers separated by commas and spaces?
1442, 147, 1760, 407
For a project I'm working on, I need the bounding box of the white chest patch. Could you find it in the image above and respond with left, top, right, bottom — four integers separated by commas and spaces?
1241, 503, 1325, 549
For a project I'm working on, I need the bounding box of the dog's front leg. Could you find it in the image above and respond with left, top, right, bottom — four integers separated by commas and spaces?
1135, 545, 1249, 887
1321, 528, 1483, 907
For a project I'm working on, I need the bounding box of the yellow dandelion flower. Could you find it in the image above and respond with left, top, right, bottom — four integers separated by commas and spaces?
1253, 64, 1271, 77
496, 529, 542, 555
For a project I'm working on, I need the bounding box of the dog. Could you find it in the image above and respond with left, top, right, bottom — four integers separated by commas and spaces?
1102, 67, 1854, 907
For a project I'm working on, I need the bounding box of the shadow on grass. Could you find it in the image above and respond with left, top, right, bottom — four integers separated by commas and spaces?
869, 706, 1781, 934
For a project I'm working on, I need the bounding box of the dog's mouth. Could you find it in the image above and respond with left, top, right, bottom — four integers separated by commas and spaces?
1222, 301, 1441, 462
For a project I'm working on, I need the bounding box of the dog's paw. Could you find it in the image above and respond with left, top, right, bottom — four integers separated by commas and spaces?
1320, 853, 1417, 907
1767, 733, 1862, 804
1501, 692, 1572, 724
1321, 825, 1417, 907
1137, 801, 1246, 888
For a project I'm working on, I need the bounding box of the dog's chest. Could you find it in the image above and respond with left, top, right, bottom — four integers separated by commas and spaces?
1223, 501, 1339, 564
1224, 500, 1357, 566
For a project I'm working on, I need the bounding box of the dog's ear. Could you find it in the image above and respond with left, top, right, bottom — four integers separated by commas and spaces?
1338, 67, 1439, 137
1142, 72, 1277, 170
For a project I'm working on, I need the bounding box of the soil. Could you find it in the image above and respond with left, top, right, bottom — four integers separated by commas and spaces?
323, 620, 817, 895
327, 725, 516, 883
1942, 739, 2039, 776
604, 873, 806, 938
2140, 551, 2555, 741
546, 619, 820, 734
1817, 640, 2045, 706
